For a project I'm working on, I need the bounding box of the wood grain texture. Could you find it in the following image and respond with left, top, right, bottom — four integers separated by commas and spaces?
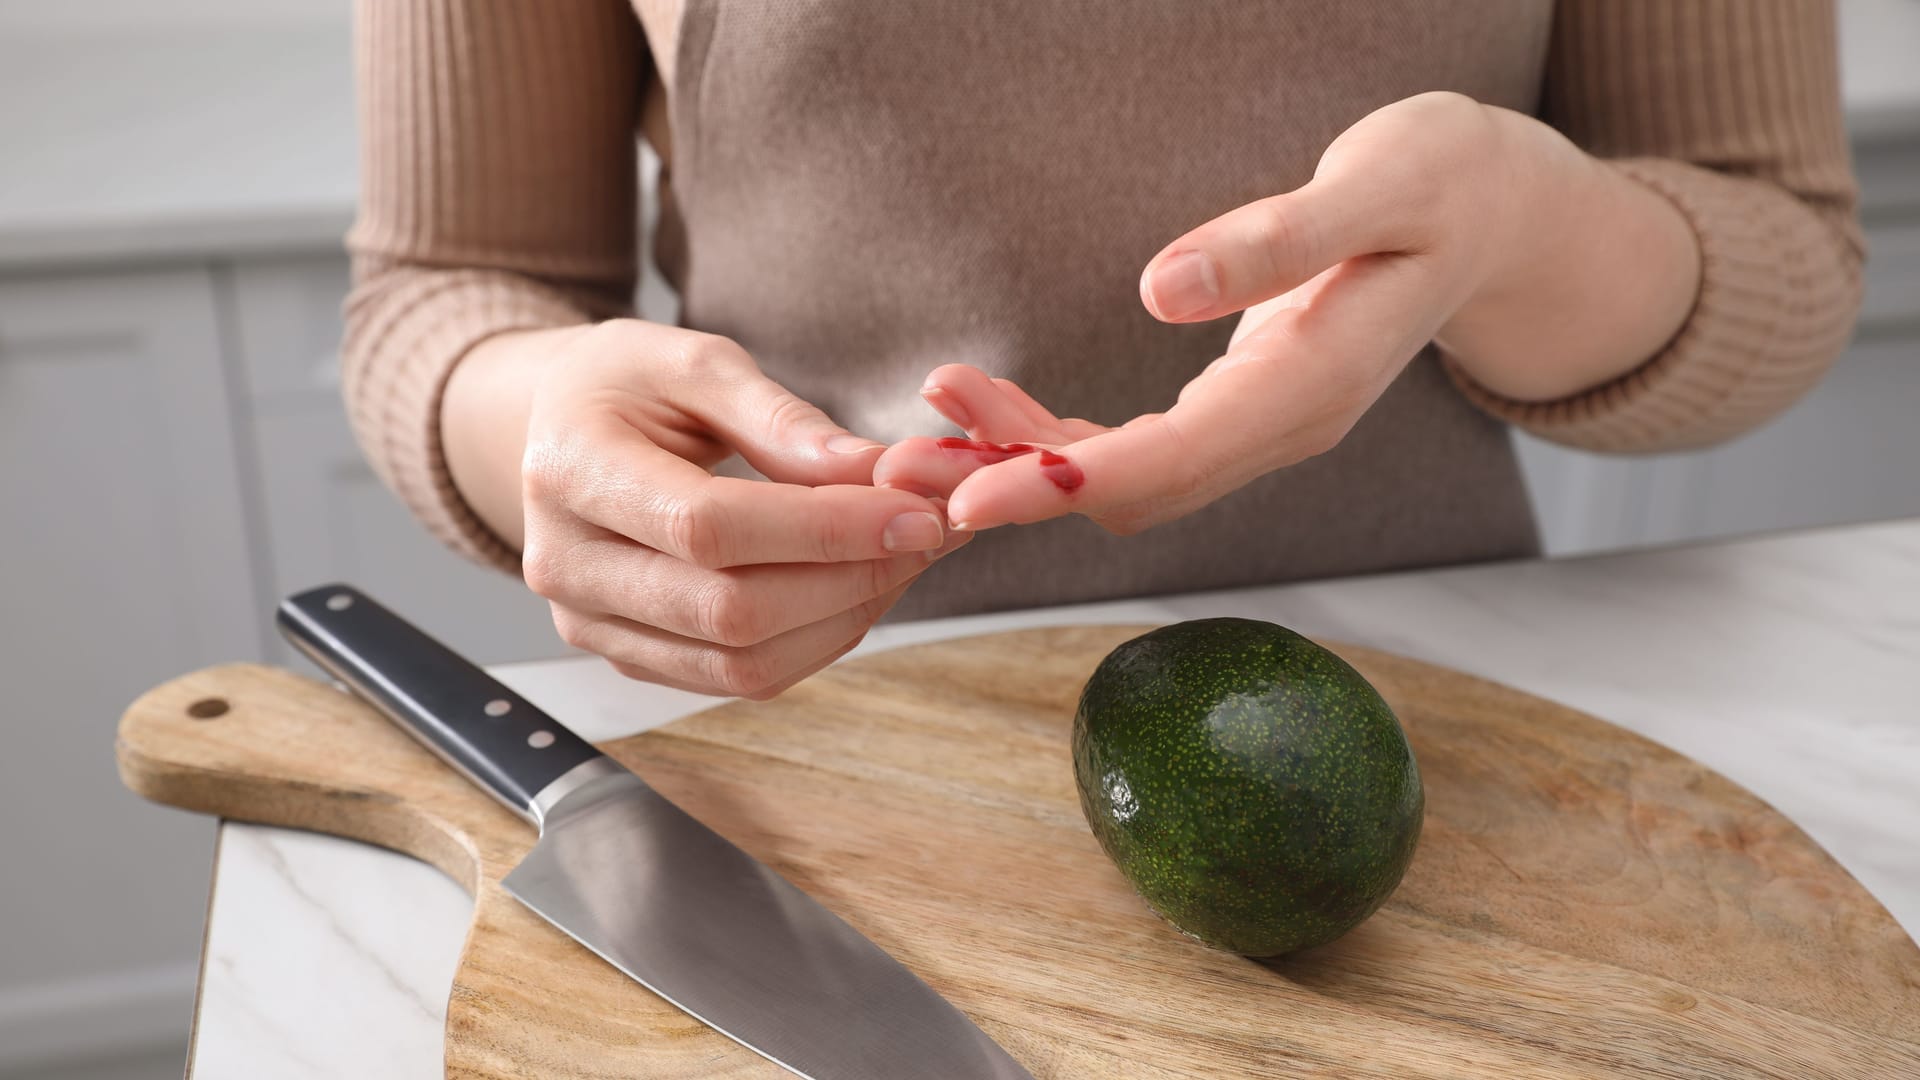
118, 627, 1920, 1078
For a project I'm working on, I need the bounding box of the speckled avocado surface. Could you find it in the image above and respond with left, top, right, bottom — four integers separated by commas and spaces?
1072, 618, 1423, 957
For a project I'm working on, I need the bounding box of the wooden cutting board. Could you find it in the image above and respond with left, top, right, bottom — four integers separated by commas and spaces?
119, 626, 1920, 1078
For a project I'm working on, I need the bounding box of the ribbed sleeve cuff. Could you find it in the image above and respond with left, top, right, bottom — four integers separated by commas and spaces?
341, 269, 591, 572
1446, 157, 1863, 454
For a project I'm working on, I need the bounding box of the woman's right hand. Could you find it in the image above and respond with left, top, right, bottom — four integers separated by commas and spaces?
465, 319, 967, 699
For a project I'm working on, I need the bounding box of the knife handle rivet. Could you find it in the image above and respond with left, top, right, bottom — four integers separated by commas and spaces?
325, 593, 354, 611
484, 699, 512, 718
527, 730, 556, 749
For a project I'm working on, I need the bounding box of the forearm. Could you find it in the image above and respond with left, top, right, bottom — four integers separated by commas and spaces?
441, 325, 592, 552
1435, 109, 1702, 403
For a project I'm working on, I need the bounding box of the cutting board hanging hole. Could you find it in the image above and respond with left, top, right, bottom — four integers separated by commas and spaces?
186, 698, 229, 720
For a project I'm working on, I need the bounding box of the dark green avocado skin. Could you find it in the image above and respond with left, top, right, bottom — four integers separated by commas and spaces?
1073, 618, 1423, 957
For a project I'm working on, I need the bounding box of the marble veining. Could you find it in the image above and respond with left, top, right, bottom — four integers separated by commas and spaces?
190, 521, 1920, 1077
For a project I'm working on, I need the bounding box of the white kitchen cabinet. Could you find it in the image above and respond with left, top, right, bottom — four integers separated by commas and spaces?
227, 257, 566, 667
0, 268, 244, 1066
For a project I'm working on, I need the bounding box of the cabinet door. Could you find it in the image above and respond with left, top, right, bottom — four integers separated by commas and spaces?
228, 257, 567, 666
0, 267, 248, 1054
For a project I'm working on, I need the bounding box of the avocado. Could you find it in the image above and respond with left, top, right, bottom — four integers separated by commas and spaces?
1072, 618, 1423, 957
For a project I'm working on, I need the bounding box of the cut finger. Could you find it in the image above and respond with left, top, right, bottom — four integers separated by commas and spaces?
876, 434, 1086, 505
956, 254, 1445, 531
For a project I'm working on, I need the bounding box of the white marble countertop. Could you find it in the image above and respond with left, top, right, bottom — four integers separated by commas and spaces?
187, 518, 1920, 1077
2, 4, 1918, 270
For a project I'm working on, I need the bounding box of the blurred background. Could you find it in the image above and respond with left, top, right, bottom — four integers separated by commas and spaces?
0, 1, 1914, 1077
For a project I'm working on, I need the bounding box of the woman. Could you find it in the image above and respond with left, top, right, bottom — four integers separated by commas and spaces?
344, 1, 1861, 698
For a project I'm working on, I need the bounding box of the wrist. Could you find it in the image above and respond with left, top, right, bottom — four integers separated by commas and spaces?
1438, 115, 1701, 402
442, 326, 582, 550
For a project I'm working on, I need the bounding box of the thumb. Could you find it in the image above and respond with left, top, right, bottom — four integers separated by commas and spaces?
692, 363, 886, 486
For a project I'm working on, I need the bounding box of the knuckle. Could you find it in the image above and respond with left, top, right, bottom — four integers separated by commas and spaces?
665, 490, 731, 569
520, 540, 565, 598
672, 333, 751, 383
520, 436, 575, 507
578, 318, 637, 353
851, 589, 892, 629
1293, 419, 1352, 460
607, 659, 653, 683
696, 576, 766, 647
550, 607, 594, 651
864, 556, 900, 606
810, 505, 851, 562
1406, 92, 1494, 161
1251, 199, 1317, 284
1410, 89, 1478, 118
739, 681, 788, 703
763, 390, 828, 444
706, 648, 775, 699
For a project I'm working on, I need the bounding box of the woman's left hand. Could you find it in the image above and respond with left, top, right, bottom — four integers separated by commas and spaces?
876, 91, 1697, 534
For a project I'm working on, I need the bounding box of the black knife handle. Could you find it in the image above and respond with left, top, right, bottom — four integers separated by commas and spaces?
277, 584, 603, 822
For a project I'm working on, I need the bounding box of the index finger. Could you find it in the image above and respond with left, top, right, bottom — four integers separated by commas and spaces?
940, 413, 1212, 533
554, 427, 949, 567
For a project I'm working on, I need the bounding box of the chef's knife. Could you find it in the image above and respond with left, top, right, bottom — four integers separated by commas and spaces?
278, 584, 1033, 1080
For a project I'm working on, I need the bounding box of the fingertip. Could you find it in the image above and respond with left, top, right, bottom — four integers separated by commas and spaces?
920, 363, 984, 392
942, 481, 990, 533
921, 386, 972, 430
1139, 250, 1222, 323
872, 436, 941, 494
1139, 261, 1163, 320
946, 458, 1070, 532
753, 429, 887, 488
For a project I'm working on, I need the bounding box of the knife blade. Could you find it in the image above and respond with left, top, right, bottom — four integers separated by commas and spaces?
278, 584, 1033, 1080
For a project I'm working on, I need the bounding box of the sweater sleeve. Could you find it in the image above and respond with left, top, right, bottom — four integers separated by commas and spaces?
342, 0, 644, 568
1445, 0, 1865, 453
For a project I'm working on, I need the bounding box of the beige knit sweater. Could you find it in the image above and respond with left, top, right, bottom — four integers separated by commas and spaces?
342, 0, 1862, 612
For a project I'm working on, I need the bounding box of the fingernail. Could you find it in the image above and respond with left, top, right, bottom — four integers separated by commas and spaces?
826, 433, 881, 454
922, 386, 972, 429
1145, 251, 1220, 321
883, 511, 945, 552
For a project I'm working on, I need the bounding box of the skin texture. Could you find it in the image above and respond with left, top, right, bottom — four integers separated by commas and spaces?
443, 320, 970, 699
875, 92, 1701, 535
444, 92, 1698, 694
1073, 619, 1424, 957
